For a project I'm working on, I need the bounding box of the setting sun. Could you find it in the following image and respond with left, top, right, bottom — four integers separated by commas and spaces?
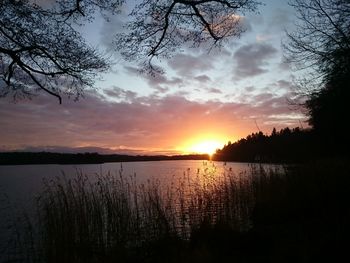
178, 134, 229, 156
190, 141, 222, 155
184, 140, 224, 155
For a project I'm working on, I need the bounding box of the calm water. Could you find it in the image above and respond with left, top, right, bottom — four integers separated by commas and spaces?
0, 160, 277, 256
0, 160, 260, 208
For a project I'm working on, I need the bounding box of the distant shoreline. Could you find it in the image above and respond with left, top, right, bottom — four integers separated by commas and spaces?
0, 152, 210, 165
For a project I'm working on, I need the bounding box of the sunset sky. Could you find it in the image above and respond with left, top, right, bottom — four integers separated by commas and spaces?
0, 0, 307, 155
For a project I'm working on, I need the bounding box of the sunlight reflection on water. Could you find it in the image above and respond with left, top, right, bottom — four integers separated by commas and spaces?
0, 160, 283, 259
0, 160, 282, 207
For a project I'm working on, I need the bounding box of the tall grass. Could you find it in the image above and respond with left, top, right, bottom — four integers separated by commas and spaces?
7, 160, 350, 262
30, 165, 257, 262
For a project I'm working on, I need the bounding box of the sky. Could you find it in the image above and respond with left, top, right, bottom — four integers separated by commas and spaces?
0, 0, 308, 155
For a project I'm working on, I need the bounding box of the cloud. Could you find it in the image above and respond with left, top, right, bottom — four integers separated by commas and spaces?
256, 34, 273, 42
238, 16, 252, 32
0, 89, 307, 154
100, 14, 126, 51
206, 88, 222, 94
268, 8, 293, 30
194, 75, 211, 83
168, 53, 215, 76
31, 0, 56, 8
245, 86, 256, 92
279, 60, 291, 71
124, 66, 183, 92
104, 86, 137, 102
276, 80, 292, 89
11, 145, 161, 155
233, 43, 278, 79
251, 7, 294, 49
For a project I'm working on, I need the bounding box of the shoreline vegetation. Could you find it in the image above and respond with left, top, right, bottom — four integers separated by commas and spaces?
3, 160, 349, 262
2, 127, 348, 166
0, 152, 210, 165
1, 129, 349, 262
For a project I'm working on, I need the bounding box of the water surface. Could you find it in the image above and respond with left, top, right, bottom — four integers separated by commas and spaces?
0, 160, 261, 206
0, 160, 279, 257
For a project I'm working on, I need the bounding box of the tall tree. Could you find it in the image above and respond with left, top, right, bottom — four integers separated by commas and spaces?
284, 0, 350, 143
284, 0, 350, 91
0, 0, 260, 103
0, 0, 121, 103
116, 0, 259, 73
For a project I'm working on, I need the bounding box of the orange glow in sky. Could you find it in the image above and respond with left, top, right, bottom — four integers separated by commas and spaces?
179, 135, 228, 155
189, 140, 223, 155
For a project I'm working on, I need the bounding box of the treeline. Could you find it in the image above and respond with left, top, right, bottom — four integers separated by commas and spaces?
0, 152, 209, 165
213, 127, 346, 163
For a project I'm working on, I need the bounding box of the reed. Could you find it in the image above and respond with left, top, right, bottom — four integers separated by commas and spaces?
8, 160, 350, 262
21, 164, 256, 262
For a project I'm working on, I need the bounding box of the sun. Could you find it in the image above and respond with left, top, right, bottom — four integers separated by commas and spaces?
189, 140, 223, 156
178, 134, 228, 156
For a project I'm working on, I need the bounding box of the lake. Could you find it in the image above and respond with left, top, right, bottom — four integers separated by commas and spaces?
0, 160, 279, 260
0, 160, 263, 207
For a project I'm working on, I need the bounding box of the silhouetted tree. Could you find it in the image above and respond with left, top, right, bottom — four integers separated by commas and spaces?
0, 0, 118, 103
213, 127, 320, 163
284, 0, 350, 92
0, 0, 260, 103
271, 127, 277, 137
306, 63, 350, 151
285, 0, 350, 149
116, 0, 260, 73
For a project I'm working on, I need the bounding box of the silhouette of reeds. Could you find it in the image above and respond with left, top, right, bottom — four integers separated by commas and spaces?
7, 159, 350, 262
13, 164, 255, 262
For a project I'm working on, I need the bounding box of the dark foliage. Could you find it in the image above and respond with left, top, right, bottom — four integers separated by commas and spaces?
249, 160, 350, 262
212, 127, 345, 163
6, 160, 350, 262
0, 152, 209, 165
306, 66, 350, 151
285, 0, 350, 151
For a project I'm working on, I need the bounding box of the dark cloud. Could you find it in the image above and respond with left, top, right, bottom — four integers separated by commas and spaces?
194, 75, 211, 83
263, 79, 294, 95
104, 86, 138, 102
0, 90, 307, 153
124, 66, 183, 92
124, 66, 139, 75
206, 88, 222, 94
245, 86, 256, 92
12, 145, 162, 155
168, 53, 215, 76
252, 93, 274, 103
276, 79, 292, 89
233, 43, 278, 79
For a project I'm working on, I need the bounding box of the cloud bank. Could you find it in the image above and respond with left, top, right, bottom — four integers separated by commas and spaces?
0, 89, 306, 154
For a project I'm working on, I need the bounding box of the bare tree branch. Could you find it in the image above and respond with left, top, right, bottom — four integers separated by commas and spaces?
284, 0, 350, 134
0, 0, 112, 103
1, 0, 260, 103
284, 0, 350, 93
116, 0, 260, 72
